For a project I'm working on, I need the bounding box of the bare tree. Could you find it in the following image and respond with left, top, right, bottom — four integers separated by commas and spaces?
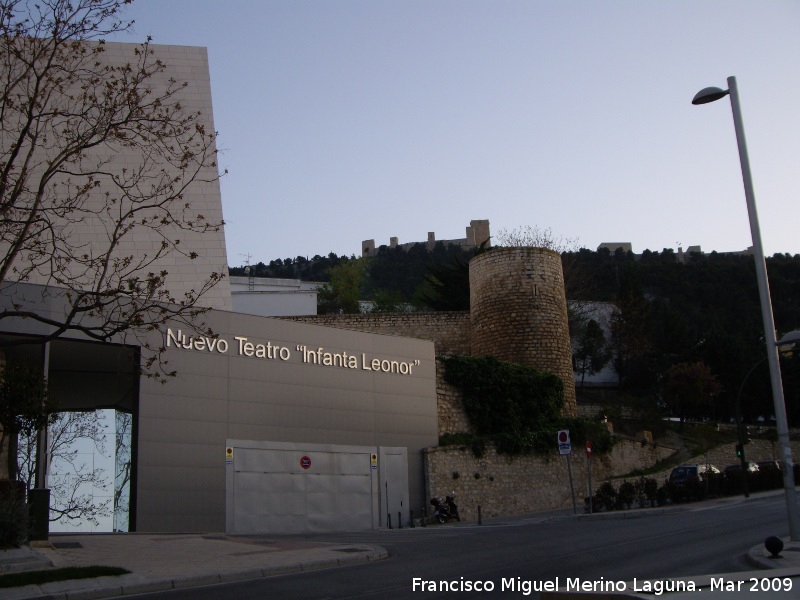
113, 410, 131, 531
495, 225, 579, 253
662, 361, 722, 424
573, 318, 611, 388
18, 410, 112, 528
495, 225, 593, 331
0, 0, 225, 378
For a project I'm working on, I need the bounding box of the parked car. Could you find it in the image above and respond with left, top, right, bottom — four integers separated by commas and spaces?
722, 462, 756, 493
669, 464, 720, 486
668, 464, 721, 501
757, 460, 781, 472
723, 462, 759, 475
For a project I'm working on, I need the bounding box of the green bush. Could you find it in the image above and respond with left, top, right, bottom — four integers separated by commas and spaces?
643, 478, 659, 506
656, 484, 669, 506
440, 355, 563, 435
440, 355, 615, 456
617, 481, 636, 509
596, 481, 617, 511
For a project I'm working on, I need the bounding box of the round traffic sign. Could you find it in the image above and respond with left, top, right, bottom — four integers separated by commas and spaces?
300, 455, 311, 470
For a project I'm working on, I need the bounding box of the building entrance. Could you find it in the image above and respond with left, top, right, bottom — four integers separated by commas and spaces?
1, 334, 138, 532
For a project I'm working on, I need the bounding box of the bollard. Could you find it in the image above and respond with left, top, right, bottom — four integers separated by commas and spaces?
765, 536, 784, 558
421, 506, 427, 527
478, 505, 482, 525
410, 509, 415, 528
387, 513, 392, 529
398, 511, 402, 529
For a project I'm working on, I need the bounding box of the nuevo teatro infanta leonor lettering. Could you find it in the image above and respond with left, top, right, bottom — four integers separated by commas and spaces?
166, 328, 422, 375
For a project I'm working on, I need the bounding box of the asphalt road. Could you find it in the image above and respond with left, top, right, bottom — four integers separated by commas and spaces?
115, 495, 788, 599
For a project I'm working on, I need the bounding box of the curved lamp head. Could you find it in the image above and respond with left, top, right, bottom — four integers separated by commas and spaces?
777, 330, 800, 346
692, 86, 730, 105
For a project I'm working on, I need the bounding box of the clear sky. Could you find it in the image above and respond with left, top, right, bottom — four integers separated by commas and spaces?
111, 0, 800, 265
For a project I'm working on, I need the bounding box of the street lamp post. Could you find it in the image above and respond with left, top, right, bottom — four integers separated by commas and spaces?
693, 76, 800, 541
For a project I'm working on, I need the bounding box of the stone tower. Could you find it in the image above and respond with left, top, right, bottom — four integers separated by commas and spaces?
469, 247, 576, 416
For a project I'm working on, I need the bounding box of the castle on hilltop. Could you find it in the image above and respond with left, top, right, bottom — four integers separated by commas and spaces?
597, 242, 754, 263
362, 219, 491, 257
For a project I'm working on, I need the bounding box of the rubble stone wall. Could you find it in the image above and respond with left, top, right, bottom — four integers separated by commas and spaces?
469, 248, 576, 415
424, 439, 674, 521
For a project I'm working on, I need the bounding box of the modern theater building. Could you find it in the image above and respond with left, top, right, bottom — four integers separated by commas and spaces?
2, 284, 438, 534
0, 41, 439, 534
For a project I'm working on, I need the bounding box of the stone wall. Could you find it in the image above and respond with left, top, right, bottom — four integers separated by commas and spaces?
424, 438, 674, 521
284, 311, 472, 356
469, 248, 576, 415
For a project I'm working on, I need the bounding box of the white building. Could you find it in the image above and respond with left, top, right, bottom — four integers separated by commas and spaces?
229, 276, 323, 317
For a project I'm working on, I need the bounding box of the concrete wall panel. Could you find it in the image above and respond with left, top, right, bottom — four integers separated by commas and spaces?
135, 310, 437, 532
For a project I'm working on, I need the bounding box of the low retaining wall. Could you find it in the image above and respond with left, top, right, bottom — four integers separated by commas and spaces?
423, 438, 674, 521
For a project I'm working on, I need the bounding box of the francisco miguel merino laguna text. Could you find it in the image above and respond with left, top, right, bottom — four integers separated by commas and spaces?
411, 576, 702, 596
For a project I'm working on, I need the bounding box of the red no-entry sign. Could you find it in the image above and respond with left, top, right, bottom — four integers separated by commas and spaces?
300, 455, 312, 470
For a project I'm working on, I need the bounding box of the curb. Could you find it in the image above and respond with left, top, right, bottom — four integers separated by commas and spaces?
746, 538, 800, 571
1, 545, 389, 600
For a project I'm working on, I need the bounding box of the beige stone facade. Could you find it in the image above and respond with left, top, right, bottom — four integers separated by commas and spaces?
469, 247, 576, 415
425, 437, 800, 520
288, 311, 472, 355
424, 438, 674, 520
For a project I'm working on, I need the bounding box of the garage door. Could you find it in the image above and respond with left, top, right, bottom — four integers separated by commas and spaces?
226, 441, 406, 534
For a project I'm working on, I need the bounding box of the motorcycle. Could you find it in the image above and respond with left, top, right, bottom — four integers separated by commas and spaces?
430, 492, 460, 524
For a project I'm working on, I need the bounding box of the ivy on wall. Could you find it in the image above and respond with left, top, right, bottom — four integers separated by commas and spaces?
439, 355, 614, 456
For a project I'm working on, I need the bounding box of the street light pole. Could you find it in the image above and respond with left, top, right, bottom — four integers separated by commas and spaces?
693, 76, 800, 541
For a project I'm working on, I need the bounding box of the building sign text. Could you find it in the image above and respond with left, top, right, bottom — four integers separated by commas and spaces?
165, 329, 421, 376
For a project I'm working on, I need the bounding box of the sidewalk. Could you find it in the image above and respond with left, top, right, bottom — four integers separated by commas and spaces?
0, 533, 387, 600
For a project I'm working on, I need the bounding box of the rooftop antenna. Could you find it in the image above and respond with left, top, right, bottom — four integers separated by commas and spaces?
239, 253, 254, 290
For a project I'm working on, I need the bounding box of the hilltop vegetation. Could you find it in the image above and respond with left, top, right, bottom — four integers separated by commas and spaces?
229, 242, 478, 310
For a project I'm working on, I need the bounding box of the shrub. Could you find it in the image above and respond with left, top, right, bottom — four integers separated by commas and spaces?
656, 484, 669, 506
644, 478, 659, 507
617, 481, 636, 509
439, 354, 615, 456
596, 481, 617, 511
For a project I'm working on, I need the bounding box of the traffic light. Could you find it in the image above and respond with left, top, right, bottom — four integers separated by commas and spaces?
735, 443, 744, 458
737, 423, 752, 445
